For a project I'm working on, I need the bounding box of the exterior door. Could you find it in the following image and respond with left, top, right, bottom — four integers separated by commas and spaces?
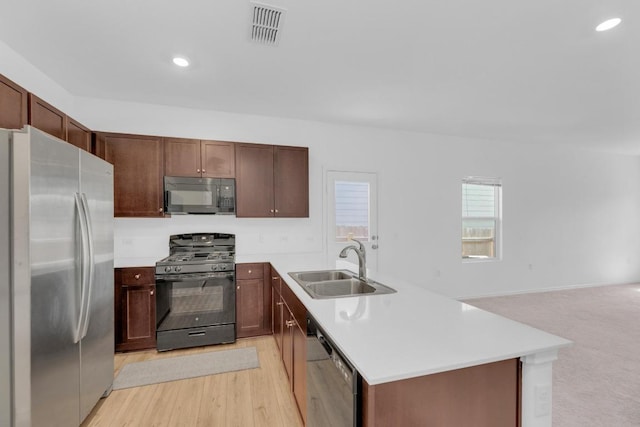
326, 171, 379, 273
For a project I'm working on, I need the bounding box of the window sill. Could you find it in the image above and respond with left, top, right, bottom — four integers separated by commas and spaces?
462, 256, 501, 264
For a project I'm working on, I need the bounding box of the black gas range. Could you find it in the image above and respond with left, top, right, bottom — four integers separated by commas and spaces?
155, 233, 236, 351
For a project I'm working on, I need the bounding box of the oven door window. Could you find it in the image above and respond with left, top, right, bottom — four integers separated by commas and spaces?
156, 274, 235, 332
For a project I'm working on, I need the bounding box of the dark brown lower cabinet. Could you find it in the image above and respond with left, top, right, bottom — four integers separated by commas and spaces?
271, 268, 306, 423
362, 358, 521, 427
114, 267, 157, 352
236, 263, 272, 338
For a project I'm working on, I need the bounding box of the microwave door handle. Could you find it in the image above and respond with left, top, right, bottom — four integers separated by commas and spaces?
216, 186, 220, 208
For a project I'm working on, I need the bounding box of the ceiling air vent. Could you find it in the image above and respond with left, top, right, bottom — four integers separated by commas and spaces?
250, 2, 286, 46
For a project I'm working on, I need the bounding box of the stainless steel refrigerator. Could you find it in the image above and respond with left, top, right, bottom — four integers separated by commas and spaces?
0, 126, 114, 426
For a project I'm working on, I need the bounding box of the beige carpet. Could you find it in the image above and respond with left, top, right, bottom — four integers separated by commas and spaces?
465, 284, 640, 427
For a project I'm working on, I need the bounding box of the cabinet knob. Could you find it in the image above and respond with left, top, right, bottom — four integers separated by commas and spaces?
202, 169, 206, 173
134, 274, 141, 280
150, 290, 154, 296
159, 208, 163, 213
286, 320, 295, 328
270, 209, 274, 213
237, 286, 240, 290
248, 270, 252, 274
275, 209, 279, 213
197, 169, 201, 173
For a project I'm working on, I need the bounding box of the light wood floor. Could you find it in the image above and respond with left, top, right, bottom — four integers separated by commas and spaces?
82, 336, 304, 427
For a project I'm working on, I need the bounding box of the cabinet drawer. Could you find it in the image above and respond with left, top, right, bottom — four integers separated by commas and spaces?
236, 263, 266, 280
118, 267, 155, 286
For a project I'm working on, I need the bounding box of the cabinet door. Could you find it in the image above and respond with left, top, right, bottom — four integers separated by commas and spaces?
236, 278, 264, 338
236, 263, 272, 339
274, 146, 309, 217
235, 143, 275, 217
272, 281, 284, 352
97, 133, 164, 217
66, 117, 91, 152
282, 309, 294, 382
114, 267, 157, 352
120, 285, 156, 350
292, 322, 307, 422
201, 140, 235, 178
28, 94, 66, 140
0, 73, 28, 129
164, 138, 201, 177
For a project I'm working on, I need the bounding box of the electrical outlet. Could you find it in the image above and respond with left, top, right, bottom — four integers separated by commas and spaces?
534, 384, 551, 417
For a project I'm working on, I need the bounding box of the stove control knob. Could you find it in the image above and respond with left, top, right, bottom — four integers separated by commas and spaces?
175, 266, 182, 272
164, 266, 172, 272
211, 265, 216, 271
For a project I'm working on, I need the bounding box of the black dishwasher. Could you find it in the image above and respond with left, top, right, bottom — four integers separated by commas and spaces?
306, 315, 361, 427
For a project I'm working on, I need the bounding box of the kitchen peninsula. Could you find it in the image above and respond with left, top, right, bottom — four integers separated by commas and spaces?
265, 258, 571, 427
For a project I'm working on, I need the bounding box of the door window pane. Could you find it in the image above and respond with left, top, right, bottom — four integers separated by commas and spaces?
335, 181, 370, 242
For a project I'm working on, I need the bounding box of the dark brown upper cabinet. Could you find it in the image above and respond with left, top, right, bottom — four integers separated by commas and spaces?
28, 93, 67, 141
164, 138, 235, 178
95, 132, 164, 217
66, 117, 92, 152
235, 143, 308, 218
0, 73, 28, 129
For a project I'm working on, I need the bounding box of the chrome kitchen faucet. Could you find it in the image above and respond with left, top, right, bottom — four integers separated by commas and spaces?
339, 238, 367, 281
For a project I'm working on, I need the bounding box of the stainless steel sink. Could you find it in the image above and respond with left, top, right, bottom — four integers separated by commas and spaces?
292, 270, 354, 283
288, 269, 396, 299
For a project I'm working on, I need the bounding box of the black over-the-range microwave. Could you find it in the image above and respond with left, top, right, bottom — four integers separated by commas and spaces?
164, 176, 235, 214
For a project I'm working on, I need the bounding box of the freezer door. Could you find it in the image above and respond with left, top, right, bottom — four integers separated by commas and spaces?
79, 150, 115, 422
28, 128, 83, 427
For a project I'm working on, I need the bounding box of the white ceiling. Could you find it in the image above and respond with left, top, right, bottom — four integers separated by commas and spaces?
1, 0, 638, 153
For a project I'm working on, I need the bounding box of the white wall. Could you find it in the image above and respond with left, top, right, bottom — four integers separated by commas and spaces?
4, 40, 640, 298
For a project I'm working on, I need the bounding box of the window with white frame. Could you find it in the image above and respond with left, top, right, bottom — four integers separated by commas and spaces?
462, 177, 501, 260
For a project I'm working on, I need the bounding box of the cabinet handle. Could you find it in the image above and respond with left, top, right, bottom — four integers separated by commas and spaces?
134, 274, 141, 280
286, 320, 295, 328
237, 286, 240, 290
150, 290, 154, 296
159, 207, 163, 213
276, 301, 284, 306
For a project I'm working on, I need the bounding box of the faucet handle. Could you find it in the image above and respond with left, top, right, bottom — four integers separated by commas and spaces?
349, 237, 366, 252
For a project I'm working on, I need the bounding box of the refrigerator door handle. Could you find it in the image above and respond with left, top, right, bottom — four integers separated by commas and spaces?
74, 193, 90, 344
79, 193, 95, 340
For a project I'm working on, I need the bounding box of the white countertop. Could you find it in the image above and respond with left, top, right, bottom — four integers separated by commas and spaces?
268, 258, 572, 386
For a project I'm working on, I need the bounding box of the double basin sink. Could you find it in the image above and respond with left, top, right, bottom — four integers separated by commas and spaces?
288, 269, 396, 299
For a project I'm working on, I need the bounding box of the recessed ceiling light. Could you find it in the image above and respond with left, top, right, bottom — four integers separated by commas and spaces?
596, 18, 622, 32
172, 57, 190, 67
